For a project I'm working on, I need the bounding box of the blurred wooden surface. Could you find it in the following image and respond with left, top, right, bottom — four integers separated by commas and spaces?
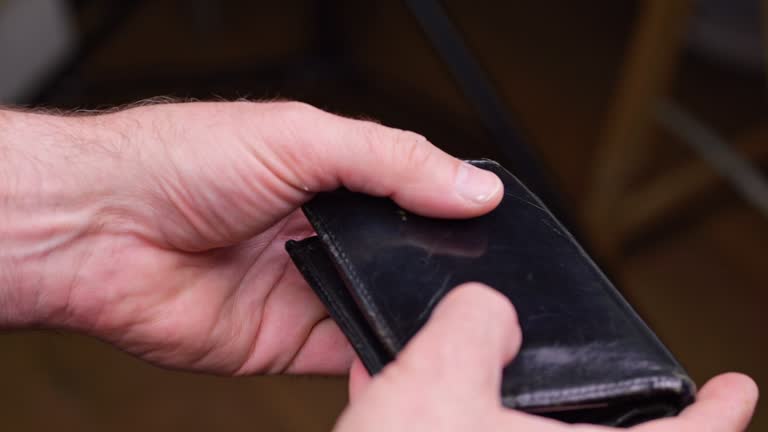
585, 0, 692, 257
1, 1, 766, 430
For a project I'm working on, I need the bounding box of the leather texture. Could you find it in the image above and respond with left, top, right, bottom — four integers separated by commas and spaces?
286, 159, 695, 427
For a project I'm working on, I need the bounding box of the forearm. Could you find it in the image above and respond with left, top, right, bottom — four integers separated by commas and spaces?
0, 109, 137, 328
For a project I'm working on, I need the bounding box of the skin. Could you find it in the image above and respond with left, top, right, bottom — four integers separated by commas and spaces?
338, 284, 759, 432
0, 101, 757, 430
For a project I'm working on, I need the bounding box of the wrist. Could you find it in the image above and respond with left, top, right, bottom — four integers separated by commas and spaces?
0, 109, 141, 328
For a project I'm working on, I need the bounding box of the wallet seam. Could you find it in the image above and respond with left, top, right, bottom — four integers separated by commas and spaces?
506, 375, 689, 408
287, 239, 389, 372
302, 206, 401, 353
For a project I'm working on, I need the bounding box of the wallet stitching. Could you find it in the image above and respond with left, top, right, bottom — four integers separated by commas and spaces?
508, 375, 686, 407
288, 240, 388, 371
303, 205, 401, 353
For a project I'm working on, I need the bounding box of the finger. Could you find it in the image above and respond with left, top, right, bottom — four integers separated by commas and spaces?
263, 102, 503, 218
348, 357, 372, 402
388, 283, 521, 400
634, 373, 758, 432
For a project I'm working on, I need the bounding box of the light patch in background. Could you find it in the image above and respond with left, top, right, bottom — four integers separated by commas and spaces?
0, 0, 76, 104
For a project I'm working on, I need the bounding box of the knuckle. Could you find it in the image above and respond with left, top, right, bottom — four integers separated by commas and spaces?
391, 129, 433, 167
352, 122, 434, 170
274, 100, 320, 121
357, 125, 429, 162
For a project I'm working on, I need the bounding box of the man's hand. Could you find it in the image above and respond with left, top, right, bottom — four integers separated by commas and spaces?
0, 101, 503, 375
335, 283, 759, 432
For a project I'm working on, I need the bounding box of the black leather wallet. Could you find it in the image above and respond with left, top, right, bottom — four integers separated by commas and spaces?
286, 159, 695, 427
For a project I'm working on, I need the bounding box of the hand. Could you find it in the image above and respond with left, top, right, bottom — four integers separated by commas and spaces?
336, 283, 759, 432
0, 101, 503, 375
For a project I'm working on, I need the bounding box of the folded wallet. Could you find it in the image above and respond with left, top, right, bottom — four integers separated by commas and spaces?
286, 159, 695, 427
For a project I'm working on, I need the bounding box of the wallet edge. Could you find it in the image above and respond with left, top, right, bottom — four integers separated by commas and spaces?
286, 237, 391, 374
296, 158, 698, 421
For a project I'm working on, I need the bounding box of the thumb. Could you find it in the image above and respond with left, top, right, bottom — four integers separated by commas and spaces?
637, 373, 758, 432
129, 101, 504, 250
382, 282, 521, 403
261, 102, 504, 218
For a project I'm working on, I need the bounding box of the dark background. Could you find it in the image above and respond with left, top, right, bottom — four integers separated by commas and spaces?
1, 0, 766, 430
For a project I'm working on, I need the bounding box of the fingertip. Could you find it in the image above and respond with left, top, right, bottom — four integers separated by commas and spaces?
444, 282, 518, 324
437, 282, 522, 362
389, 281, 522, 396
671, 372, 759, 431
700, 372, 759, 405
454, 162, 504, 211
393, 160, 504, 219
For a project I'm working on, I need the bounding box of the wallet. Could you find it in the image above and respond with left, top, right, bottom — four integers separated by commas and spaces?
286, 159, 695, 427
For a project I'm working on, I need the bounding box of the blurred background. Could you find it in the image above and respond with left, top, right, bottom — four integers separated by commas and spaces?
1, 0, 766, 430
